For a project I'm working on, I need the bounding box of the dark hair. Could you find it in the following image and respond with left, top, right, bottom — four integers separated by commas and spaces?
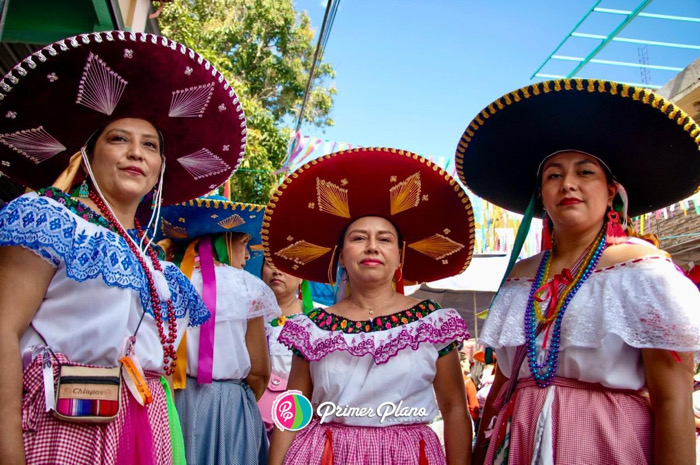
211, 231, 249, 265
260, 258, 272, 278
84, 121, 165, 160
337, 215, 404, 250
537, 153, 616, 201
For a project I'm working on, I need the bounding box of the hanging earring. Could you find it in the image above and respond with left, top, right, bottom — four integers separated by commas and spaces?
394, 267, 405, 295
541, 211, 553, 250
151, 186, 160, 209
606, 208, 626, 246
78, 179, 89, 198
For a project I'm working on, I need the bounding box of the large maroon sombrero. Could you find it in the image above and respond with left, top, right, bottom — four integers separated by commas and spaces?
262, 147, 476, 284
0, 31, 246, 205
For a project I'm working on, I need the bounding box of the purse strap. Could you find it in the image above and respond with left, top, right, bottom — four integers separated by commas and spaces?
500, 344, 528, 406
31, 309, 148, 369
499, 318, 549, 407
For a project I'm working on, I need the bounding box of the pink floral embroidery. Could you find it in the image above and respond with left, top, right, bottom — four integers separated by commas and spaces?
278, 311, 469, 365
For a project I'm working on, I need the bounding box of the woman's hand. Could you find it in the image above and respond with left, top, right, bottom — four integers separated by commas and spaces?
0, 246, 56, 465
434, 349, 472, 465
472, 362, 508, 465
244, 316, 270, 400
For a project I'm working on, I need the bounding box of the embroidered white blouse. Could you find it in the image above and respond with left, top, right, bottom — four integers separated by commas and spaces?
278, 300, 469, 426
480, 256, 700, 389
185, 265, 281, 380
268, 320, 294, 379
0, 190, 209, 372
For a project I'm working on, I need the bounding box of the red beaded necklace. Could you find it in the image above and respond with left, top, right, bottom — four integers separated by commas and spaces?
88, 190, 178, 375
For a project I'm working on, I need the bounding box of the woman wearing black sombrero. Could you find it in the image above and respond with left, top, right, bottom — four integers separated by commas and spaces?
0, 32, 245, 464
459, 79, 700, 465
265, 147, 474, 465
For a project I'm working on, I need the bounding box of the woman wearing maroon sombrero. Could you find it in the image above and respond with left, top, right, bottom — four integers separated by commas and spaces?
266, 147, 474, 465
0, 31, 245, 464
458, 79, 700, 465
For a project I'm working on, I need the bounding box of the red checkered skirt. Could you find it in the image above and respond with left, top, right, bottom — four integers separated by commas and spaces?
484, 376, 652, 465
22, 353, 173, 465
283, 418, 446, 465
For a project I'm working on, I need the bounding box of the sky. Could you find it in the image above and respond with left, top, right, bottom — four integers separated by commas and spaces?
291, 0, 700, 166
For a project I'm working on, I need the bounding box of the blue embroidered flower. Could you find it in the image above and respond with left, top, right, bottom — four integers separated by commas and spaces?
0, 194, 209, 324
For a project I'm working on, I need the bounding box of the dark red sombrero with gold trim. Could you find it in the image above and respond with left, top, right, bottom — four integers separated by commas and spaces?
455, 78, 700, 217
0, 31, 246, 205
262, 147, 475, 284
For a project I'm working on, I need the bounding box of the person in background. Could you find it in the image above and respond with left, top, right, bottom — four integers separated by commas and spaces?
160, 196, 280, 464
457, 79, 700, 465
258, 260, 308, 432
464, 370, 480, 432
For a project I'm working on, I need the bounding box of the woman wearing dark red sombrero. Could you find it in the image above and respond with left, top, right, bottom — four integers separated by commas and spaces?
459, 79, 700, 465
0, 32, 245, 464
266, 147, 475, 465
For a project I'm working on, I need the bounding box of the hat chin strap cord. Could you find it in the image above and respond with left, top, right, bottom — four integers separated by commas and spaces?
80, 146, 170, 300
139, 160, 165, 253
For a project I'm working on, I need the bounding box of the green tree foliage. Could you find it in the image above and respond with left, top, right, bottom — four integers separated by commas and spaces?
157, 0, 336, 203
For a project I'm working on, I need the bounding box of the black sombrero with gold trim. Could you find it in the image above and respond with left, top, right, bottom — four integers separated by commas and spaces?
0, 31, 247, 205
262, 147, 476, 284
456, 79, 700, 216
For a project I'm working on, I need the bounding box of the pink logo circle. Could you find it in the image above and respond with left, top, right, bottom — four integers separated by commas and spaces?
271, 390, 313, 431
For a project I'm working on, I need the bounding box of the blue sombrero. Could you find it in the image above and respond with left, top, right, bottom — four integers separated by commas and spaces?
244, 242, 265, 277
159, 195, 265, 244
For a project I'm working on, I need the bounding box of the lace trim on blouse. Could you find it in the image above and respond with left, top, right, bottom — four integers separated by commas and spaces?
278, 304, 469, 364
479, 257, 700, 357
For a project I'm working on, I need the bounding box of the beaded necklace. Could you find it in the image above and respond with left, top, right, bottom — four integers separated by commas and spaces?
532, 235, 597, 325
88, 191, 178, 375
524, 227, 606, 388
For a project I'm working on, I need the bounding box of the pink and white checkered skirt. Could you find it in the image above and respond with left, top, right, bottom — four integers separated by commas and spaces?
283, 418, 446, 465
484, 376, 652, 465
22, 353, 173, 465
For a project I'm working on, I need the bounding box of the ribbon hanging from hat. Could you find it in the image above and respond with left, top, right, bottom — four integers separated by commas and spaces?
171, 236, 218, 387
197, 235, 217, 384
172, 239, 198, 389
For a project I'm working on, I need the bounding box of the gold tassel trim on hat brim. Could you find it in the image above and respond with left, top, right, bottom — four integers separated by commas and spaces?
455, 78, 700, 190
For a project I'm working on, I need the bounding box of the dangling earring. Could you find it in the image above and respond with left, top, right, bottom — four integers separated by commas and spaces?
541, 211, 553, 250
394, 267, 405, 295
606, 208, 626, 246
78, 179, 89, 198
151, 186, 160, 209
